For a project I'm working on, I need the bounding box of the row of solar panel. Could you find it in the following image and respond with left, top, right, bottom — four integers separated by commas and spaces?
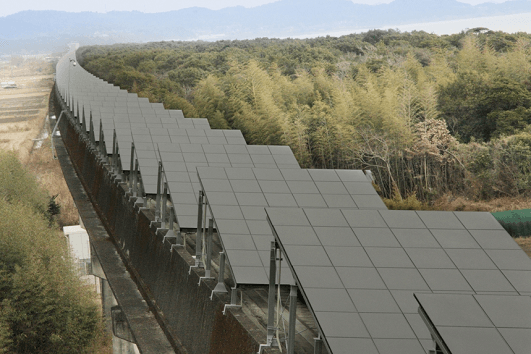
56, 51, 531, 354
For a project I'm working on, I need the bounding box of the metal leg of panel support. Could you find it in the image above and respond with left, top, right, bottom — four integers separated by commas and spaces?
159, 184, 168, 231
128, 143, 135, 196
190, 191, 204, 272
156, 186, 169, 234
258, 241, 280, 353
133, 161, 144, 209
129, 159, 138, 202
199, 219, 215, 285
164, 206, 179, 246
222, 286, 242, 315
152, 162, 162, 226
314, 334, 323, 354
211, 251, 228, 299
429, 336, 444, 354
287, 284, 298, 354
169, 225, 184, 251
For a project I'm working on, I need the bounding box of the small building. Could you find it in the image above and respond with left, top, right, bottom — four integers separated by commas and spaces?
1, 81, 17, 89
63, 225, 91, 275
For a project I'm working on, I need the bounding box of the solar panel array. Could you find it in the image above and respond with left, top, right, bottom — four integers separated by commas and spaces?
56, 51, 531, 354
143, 145, 300, 228
266, 208, 531, 354
415, 293, 531, 354
197, 167, 386, 285
55, 52, 301, 229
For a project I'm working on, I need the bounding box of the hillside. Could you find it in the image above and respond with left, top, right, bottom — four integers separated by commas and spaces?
2, 0, 531, 54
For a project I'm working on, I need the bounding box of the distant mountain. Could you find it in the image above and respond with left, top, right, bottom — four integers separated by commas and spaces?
1, 0, 531, 54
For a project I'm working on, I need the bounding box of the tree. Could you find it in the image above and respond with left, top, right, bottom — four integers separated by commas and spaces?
0, 151, 101, 354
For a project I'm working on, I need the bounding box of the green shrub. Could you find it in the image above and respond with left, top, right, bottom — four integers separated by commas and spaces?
0, 152, 100, 354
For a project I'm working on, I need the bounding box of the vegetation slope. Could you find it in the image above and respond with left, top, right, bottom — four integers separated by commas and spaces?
78, 29, 531, 207
0, 150, 102, 353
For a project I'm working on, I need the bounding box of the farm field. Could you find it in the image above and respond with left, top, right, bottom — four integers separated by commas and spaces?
0, 59, 78, 226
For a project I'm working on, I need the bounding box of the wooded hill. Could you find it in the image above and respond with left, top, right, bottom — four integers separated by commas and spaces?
78, 29, 531, 204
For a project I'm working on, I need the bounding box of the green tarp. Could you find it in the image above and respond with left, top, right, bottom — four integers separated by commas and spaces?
492, 209, 531, 237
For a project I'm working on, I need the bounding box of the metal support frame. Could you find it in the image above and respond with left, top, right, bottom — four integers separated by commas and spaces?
70, 95, 74, 117
130, 158, 140, 203
113, 144, 123, 182
211, 251, 228, 298
314, 334, 323, 354
156, 182, 169, 233
267, 242, 279, 348
287, 284, 298, 354
89, 113, 95, 149
111, 130, 119, 178
76, 102, 80, 130
98, 120, 107, 164
418, 306, 451, 354
135, 166, 147, 209
117, 153, 124, 181
81, 104, 86, 135
192, 191, 204, 269
199, 219, 215, 285
429, 338, 444, 354
222, 286, 242, 315
128, 142, 135, 195
161, 183, 168, 228
154, 161, 163, 223
164, 206, 180, 244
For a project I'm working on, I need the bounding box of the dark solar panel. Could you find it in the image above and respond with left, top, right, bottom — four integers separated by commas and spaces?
266, 208, 531, 354
197, 167, 385, 285
416, 293, 531, 354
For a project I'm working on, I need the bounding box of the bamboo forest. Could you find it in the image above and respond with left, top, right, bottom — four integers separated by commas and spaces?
77, 29, 531, 208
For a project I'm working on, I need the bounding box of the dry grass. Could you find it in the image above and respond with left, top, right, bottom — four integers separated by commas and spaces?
27, 138, 79, 227
515, 237, 531, 258
431, 194, 531, 213
432, 194, 531, 259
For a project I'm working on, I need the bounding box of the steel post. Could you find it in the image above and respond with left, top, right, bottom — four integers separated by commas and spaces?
155, 162, 162, 222
161, 183, 168, 229
288, 285, 298, 354
205, 218, 213, 278
212, 251, 228, 296
195, 191, 204, 267
267, 241, 278, 347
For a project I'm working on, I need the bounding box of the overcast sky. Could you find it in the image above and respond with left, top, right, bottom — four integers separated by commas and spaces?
0, 0, 511, 18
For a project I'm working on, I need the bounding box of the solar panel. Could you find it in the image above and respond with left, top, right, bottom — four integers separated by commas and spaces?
197, 167, 385, 285
266, 208, 531, 354
416, 293, 531, 354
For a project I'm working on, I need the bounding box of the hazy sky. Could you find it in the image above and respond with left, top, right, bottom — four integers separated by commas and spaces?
0, 0, 512, 17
